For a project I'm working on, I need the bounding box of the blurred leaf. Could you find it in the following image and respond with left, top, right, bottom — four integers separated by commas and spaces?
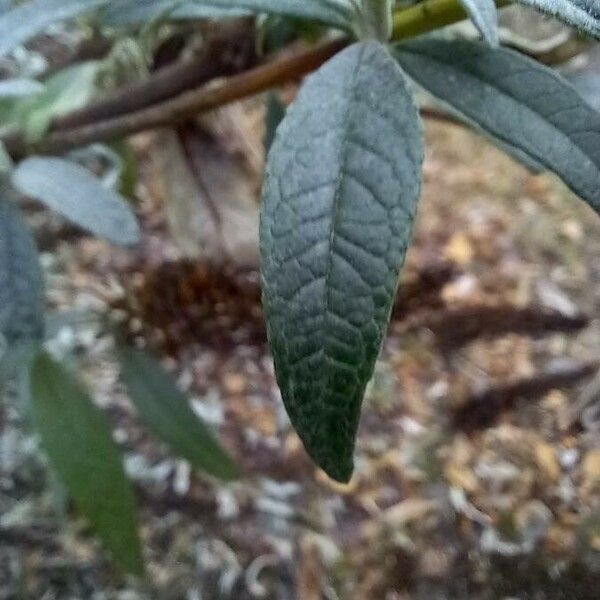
0, 0, 110, 58
14, 61, 99, 143
0, 142, 13, 173
394, 39, 600, 214
12, 157, 140, 245
112, 140, 138, 199
360, 0, 393, 40
0, 78, 44, 99
424, 98, 545, 173
67, 143, 126, 190
100, 0, 251, 27
569, 72, 600, 111
29, 352, 143, 574
103, 0, 355, 30
459, 0, 499, 46
118, 346, 240, 481
515, 0, 600, 39
566, 68, 600, 111
263, 91, 286, 155
0, 186, 44, 348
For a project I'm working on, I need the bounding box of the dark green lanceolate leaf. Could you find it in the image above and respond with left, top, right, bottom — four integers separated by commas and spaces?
459, 0, 499, 46
0, 0, 110, 58
394, 39, 600, 213
12, 157, 140, 246
260, 41, 423, 482
117, 347, 239, 480
515, 0, 600, 40
0, 189, 44, 347
29, 353, 143, 574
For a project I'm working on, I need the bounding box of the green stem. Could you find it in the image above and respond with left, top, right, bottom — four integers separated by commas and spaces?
392, 0, 511, 41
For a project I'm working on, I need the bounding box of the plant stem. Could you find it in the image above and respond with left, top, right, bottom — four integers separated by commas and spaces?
5, 0, 511, 156
393, 0, 511, 39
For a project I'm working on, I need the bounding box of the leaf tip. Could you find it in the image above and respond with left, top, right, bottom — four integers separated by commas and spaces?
298, 419, 356, 484
321, 459, 354, 484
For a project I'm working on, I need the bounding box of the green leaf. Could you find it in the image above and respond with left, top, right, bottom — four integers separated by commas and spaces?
117, 347, 239, 481
394, 39, 600, 214
0, 0, 111, 58
515, 0, 600, 40
459, 0, 499, 46
0, 78, 44, 99
0, 186, 44, 347
29, 352, 143, 574
260, 41, 423, 482
12, 157, 140, 246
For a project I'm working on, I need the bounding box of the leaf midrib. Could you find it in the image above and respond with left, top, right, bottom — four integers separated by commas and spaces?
322, 43, 369, 407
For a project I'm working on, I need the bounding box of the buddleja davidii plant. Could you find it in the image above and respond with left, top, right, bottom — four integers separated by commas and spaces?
260, 0, 600, 482
0, 0, 599, 572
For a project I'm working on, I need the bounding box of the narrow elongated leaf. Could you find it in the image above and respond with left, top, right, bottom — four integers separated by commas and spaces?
30, 353, 143, 574
0, 188, 44, 346
261, 41, 423, 482
516, 0, 600, 39
0, 0, 110, 58
394, 39, 600, 213
12, 157, 140, 246
0, 78, 43, 98
103, 0, 355, 30
459, 0, 499, 46
118, 347, 239, 480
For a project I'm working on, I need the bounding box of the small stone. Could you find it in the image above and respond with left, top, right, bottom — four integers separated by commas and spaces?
535, 442, 561, 482
515, 500, 552, 546
559, 447, 579, 470
444, 232, 474, 265
223, 372, 247, 395
445, 464, 479, 494
582, 450, 600, 493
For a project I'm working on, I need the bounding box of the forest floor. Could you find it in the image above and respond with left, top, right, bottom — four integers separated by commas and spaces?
2, 115, 600, 599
